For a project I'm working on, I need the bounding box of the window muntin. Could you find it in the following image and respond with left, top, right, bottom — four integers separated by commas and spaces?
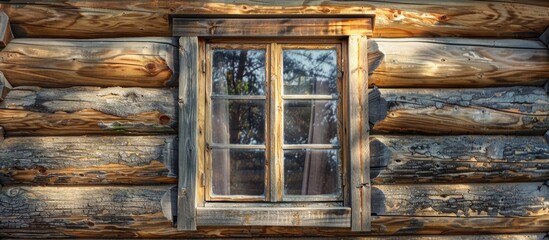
206, 42, 343, 202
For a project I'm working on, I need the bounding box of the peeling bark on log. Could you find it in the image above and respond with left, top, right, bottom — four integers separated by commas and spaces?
1, 1, 548, 38
1, 186, 548, 238
369, 87, 549, 135
0, 136, 177, 185
0, 38, 177, 87
368, 39, 549, 87
372, 183, 549, 217
370, 135, 549, 184
0, 86, 177, 136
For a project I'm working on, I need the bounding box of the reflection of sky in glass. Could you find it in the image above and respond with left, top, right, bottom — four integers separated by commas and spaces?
212, 49, 266, 96
283, 49, 338, 95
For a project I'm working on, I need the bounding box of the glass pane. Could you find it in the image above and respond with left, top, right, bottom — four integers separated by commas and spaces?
212, 49, 266, 96
283, 49, 338, 95
284, 100, 339, 145
212, 99, 265, 145
284, 149, 340, 195
212, 149, 265, 196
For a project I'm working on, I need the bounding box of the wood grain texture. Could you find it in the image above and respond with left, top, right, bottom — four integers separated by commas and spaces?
0, 38, 177, 87
1, 186, 548, 238
173, 18, 373, 37
0, 11, 12, 47
0, 136, 177, 185
348, 35, 370, 231
372, 182, 549, 217
368, 38, 549, 87
177, 37, 198, 231
0, 86, 177, 136
369, 87, 549, 135
1, 1, 548, 38
370, 135, 549, 184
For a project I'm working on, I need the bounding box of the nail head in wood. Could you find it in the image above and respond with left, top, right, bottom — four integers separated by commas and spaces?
0, 11, 13, 47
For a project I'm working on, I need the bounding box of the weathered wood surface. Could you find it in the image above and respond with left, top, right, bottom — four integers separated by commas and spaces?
173, 17, 373, 37
369, 87, 549, 135
370, 135, 549, 184
0, 11, 12, 47
368, 39, 549, 87
373, 182, 549, 217
0, 72, 11, 101
1, 1, 548, 38
348, 35, 371, 231
1, 186, 548, 238
0, 136, 177, 185
0, 86, 177, 136
0, 38, 177, 87
178, 37, 198, 231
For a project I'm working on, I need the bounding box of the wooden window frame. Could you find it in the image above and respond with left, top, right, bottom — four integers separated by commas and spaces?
174, 16, 372, 232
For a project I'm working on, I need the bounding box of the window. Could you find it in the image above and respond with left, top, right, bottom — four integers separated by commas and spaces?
206, 42, 343, 202
174, 16, 372, 232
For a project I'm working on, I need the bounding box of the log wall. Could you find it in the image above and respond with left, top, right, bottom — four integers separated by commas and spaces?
0, 0, 548, 239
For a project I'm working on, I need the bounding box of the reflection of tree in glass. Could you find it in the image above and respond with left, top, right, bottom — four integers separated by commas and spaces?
212, 50, 266, 96
212, 49, 266, 145
283, 50, 338, 95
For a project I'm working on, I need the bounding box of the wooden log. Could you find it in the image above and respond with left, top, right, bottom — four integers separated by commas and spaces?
1, 1, 548, 38
0, 38, 177, 87
0, 86, 177, 136
0, 72, 11, 101
0, 136, 177, 185
369, 87, 549, 135
367, 38, 549, 87
370, 135, 549, 184
0, 11, 12, 47
372, 182, 549, 217
1, 186, 548, 238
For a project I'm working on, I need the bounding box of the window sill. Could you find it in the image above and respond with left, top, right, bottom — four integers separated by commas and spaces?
196, 207, 351, 227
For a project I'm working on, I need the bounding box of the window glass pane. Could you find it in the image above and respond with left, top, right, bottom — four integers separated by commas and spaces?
283, 49, 338, 95
212, 149, 265, 196
284, 100, 338, 145
212, 49, 266, 96
284, 149, 340, 195
212, 99, 265, 145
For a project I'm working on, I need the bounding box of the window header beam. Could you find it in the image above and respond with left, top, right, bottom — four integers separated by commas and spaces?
172, 16, 374, 37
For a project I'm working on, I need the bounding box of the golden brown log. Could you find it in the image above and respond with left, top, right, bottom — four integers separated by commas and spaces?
1, 186, 548, 238
371, 135, 549, 184
0, 38, 177, 87
368, 39, 549, 87
1, 1, 548, 38
369, 87, 549, 135
0, 86, 177, 136
0, 136, 177, 185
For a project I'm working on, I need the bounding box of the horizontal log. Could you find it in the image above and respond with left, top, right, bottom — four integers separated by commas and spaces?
369, 87, 549, 135
0, 136, 177, 185
0, 86, 177, 136
1, 185, 548, 237
368, 39, 549, 87
371, 135, 549, 184
1, 1, 548, 38
0, 38, 177, 87
373, 182, 549, 217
